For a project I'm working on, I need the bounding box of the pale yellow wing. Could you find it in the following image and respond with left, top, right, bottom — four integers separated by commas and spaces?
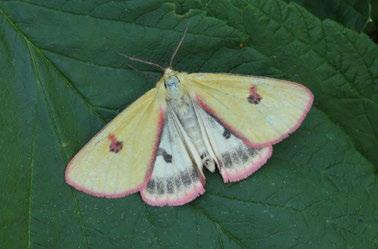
65, 88, 166, 198
181, 73, 313, 147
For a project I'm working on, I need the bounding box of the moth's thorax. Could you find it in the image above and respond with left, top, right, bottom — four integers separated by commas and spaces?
169, 93, 191, 116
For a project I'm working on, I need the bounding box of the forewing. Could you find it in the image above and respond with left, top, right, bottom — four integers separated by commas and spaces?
194, 101, 272, 182
65, 88, 165, 198
140, 108, 205, 206
183, 73, 313, 147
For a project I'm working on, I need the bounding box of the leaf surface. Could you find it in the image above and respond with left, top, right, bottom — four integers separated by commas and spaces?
283, 0, 371, 31
0, 0, 377, 248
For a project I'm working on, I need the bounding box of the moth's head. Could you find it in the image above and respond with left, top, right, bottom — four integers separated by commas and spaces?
163, 68, 179, 87
163, 68, 183, 99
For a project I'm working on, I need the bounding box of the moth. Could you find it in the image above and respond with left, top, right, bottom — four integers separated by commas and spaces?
65, 31, 313, 207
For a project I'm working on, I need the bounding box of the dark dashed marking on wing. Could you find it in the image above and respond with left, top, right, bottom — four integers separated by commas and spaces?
237, 146, 249, 163
231, 150, 241, 165
181, 171, 192, 186
166, 179, 174, 193
247, 147, 258, 157
175, 176, 182, 189
146, 170, 200, 195
222, 153, 233, 168
147, 179, 156, 194
190, 169, 199, 182
157, 181, 165, 194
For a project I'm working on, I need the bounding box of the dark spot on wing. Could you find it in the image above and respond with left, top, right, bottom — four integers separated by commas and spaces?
248, 85, 262, 104
248, 95, 262, 104
163, 154, 172, 163
110, 141, 123, 153
223, 128, 231, 139
108, 134, 123, 153
157, 148, 172, 163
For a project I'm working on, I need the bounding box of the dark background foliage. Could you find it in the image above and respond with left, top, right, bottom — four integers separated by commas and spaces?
1, 0, 377, 248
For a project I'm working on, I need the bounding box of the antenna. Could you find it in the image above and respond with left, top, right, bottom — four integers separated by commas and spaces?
124, 62, 158, 82
119, 23, 189, 71
118, 53, 165, 71
169, 24, 189, 68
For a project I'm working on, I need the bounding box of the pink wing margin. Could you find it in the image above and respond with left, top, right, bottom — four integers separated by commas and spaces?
65, 110, 165, 198
140, 180, 205, 207
220, 147, 273, 183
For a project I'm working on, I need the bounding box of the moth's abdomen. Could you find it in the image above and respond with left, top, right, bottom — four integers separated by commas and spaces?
169, 96, 216, 172
182, 117, 204, 149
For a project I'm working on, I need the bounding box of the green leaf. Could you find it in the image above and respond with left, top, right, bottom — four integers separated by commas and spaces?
177, 0, 371, 32
1, 0, 377, 248
366, 0, 378, 42
282, 0, 371, 31
372, 0, 378, 25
